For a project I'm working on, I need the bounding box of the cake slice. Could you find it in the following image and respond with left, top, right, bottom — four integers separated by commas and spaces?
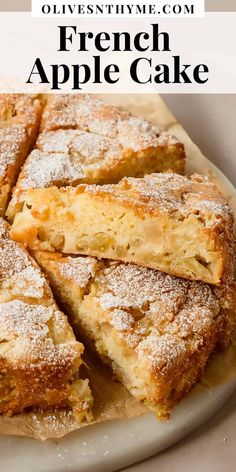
7, 94, 185, 220
0, 94, 44, 216
10, 172, 234, 285
34, 251, 236, 418
0, 94, 44, 138
7, 120, 186, 221
40, 94, 185, 172
0, 218, 93, 419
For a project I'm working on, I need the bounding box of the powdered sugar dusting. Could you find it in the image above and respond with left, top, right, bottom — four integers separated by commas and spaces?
0, 93, 41, 132
37, 129, 79, 153
0, 217, 82, 385
17, 130, 121, 189
88, 172, 233, 226
109, 309, 134, 331
0, 125, 26, 178
69, 131, 122, 163
0, 300, 52, 340
16, 124, 180, 191
19, 150, 84, 189
41, 94, 180, 147
57, 256, 97, 288
46, 253, 230, 375
0, 300, 79, 368
99, 262, 188, 311
6, 266, 45, 299
12, 95, 183, 193
94, 261, 226, 370
117, 116, 178, 151
137, 333, 187, 372
0, 238, 45, 299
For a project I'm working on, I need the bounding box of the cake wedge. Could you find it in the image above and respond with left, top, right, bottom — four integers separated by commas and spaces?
39, 94, 185, 178
0, 218, 93, 419
7, 95, 185, 220
7, 123, 185, 221
34, 251, 236, 418
0, 94, 44, 216
10, 172, 234, 285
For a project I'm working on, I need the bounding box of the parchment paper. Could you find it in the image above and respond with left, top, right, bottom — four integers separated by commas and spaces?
0, 93, 235, 440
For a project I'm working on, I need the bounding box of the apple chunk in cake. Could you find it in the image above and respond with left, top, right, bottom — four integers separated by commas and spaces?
34, 251, 236, 418
0, 218, 93, 419
0, 94, 44, 216
10, 172, 234, 285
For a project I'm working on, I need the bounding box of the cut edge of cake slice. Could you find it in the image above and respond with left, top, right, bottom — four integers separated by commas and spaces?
33, 250, 236, 419
9, 172, 234, 285
0, 218, 93, 420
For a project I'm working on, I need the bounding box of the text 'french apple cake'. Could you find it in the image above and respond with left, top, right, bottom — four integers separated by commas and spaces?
0, 94, 44, 216
34, 251, 236, 419
0, 218, 93, 419
10, 172, 234, 285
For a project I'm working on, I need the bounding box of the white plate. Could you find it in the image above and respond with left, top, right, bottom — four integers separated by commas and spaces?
1, 380, 236, 472
1, 94, 236, 472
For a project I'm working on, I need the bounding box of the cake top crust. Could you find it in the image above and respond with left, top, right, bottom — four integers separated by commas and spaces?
11, 171, 234, 283
56, 255, 98, 288
0, 125, 27, 180
84, 172, 234, 225
40, 94, 180, 147
16, 129, 124, 189
35, 252, 236, 376
0, 94, 42, 132
0, 94, 44, 191
96, 261, 234, 372
0, 300, 79, 368
0, 218, 82, 372
14, 110, 183, 190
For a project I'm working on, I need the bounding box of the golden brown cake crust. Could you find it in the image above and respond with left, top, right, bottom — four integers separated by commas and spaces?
39, 94, 185, 170
10, 125, 184, 190
0, 219, 92, 418
0, 94, 44, 138
9, 172, 234, 285
34, 251, 236, 417
0, 94, 45, 216
86, 172, 232, 219
40, 94, 175, 143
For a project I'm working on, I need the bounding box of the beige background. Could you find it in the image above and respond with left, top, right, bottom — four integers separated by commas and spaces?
162, 94, 236, 185
0, 0, 236, 11
126, 390, 236, 472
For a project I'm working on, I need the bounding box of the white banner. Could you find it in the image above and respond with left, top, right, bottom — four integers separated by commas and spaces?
0, 12, 235, 93
32, 0, 205, 18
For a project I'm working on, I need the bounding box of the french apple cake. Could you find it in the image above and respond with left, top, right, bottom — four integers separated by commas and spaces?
0, 218, 93, 419
10, 172, 234, 285
0, 94, 44, 216
34, 251, 236, 418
